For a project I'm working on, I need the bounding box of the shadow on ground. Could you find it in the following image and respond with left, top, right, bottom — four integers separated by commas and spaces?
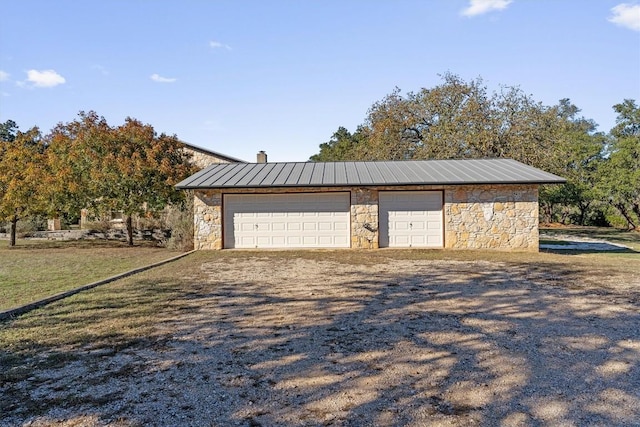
1, 256, 639, 426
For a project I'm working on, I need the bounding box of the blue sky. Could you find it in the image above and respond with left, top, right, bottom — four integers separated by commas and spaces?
1, 0, 639, 162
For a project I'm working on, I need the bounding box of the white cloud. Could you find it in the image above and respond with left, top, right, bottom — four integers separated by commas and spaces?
150, 73, 177, 83
26, 69, 66, 87
608, 3, 640, 31
209, 40, 232, 50
0, 70, 9, 82
461, 0, 513, 17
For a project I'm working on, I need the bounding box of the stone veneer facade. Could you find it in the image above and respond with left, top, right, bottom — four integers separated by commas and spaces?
183, 147, 234, 170
193, 184, 539, 251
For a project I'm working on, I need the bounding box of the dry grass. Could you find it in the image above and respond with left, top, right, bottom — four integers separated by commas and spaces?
0, 240, 182, 311
1, 228, 639, 425
0, 247, 638, 425
1, 244, 638, 363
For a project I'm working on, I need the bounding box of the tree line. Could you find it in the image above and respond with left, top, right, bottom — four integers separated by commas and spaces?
0, 111, 196, 246
310, 73, 639, 230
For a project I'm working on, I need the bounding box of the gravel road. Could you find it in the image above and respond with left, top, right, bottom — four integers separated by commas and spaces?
2, 256, 639, 426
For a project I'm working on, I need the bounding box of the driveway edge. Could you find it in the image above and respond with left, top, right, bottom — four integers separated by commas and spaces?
0, 250, 196, 322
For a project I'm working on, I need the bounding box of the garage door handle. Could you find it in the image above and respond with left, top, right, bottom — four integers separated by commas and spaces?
255, 224, 259, 230
409, 222, 413, 229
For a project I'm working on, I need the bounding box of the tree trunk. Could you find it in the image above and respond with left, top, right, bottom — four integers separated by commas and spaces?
540, 202, 553, 224
9, 215, 17, 247
126, 215, 134, 246
613, 202, 637, 230
632, 202, 640, 229
578, 201, 590, 226
560, 207, 571, 225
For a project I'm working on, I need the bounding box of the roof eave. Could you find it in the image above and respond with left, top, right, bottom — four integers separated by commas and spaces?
176, 179, 566, 190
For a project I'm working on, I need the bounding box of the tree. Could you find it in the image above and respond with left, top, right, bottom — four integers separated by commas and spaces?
538, 99, 606, 225
354, 74, 497, 161
0, 126, 46, 246
309, 126, 365, 161
44, 111, 112, 222
309, 75, 608, 226
312, 73, 593, 174
599, 99, 640, 229
43, 112, 197, 245
90, 117, 196, 245
0, 120, 18, 143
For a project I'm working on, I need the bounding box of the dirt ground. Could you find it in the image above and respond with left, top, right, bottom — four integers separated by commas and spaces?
2, 255, 640, 426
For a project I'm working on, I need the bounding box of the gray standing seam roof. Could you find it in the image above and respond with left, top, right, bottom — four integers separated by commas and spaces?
175, 159, 566, 189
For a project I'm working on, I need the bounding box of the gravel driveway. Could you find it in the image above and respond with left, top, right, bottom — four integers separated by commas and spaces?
2, 256, 640, 426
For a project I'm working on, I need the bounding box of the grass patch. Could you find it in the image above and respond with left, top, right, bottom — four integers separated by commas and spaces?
0, 239, 182, 311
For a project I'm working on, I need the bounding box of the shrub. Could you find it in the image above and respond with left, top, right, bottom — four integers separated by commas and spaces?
165, 192, 194, 251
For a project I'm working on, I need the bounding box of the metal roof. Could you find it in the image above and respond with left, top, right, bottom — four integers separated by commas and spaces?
175, 159, 566, 189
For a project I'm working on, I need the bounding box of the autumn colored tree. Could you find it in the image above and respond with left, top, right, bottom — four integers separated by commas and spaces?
90, 117, 196, 245
44, 111, 112, 222
0, 126, 46, 246
42, 112, 197, 245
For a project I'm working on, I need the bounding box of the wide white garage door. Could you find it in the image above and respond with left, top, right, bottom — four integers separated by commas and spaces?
379, 191, 443, 248
223, 193, 350, 249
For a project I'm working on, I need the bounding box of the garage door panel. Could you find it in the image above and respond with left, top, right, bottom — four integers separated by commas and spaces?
335, 222, 348, 231
224, 193, 350, 249
318, 222, 332, 231
380, 191, 443, 248
287, 236, 301, 245
287, 223, 301, 231
272, 223, 286, 231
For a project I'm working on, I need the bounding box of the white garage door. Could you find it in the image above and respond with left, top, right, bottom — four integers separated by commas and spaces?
379, 191, 443, 248
223, 193, 350, 249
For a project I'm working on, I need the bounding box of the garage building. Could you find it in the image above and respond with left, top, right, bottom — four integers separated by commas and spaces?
176, 158, 565, 251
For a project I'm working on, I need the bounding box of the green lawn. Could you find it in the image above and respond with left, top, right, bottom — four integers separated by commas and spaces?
0, 240, 182, 311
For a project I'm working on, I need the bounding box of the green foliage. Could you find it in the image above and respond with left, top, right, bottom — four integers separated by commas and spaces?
309, 74, 634, 228
598, 99, 640, 229
309, 126, 365, 161
0, 119, 18, 142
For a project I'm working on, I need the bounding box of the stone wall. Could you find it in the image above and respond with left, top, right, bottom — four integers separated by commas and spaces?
351, 188, 379, 249
183, 147, 233, 170
192, 184, 540, 251
444, 185, 539, 251
194, 190, 223, 250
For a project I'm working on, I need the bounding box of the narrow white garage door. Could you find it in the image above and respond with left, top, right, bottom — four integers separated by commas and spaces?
379, 191, 443, 248
223, 193, 350, 249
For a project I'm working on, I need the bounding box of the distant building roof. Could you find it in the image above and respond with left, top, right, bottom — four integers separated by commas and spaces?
176, 158, 566, 189
179, 141, 246, 163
